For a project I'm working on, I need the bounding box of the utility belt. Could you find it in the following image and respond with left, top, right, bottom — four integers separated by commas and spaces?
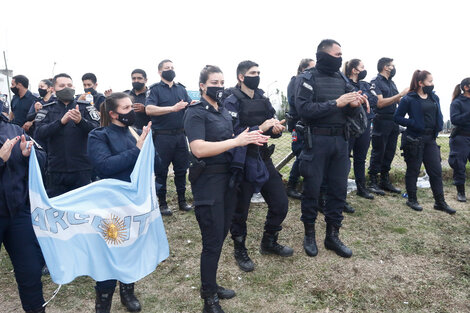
295, 121, 347, 149
422, 128, 434, 136
188, 158, 230, 184
450, 127, 470, 138
374, 113, 394, 121
153, 128, 185, 135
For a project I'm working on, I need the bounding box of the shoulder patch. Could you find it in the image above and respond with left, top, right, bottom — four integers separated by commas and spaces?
302, 82, 313, 91
86, 105, 100, 121
370, 83, 377, 96
34, 110, 48, 122
228, 111, 238, 118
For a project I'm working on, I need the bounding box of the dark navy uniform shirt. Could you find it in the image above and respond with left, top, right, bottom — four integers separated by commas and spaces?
349, 79, 377, 119
87, 123, 141, 182
370, 74, 399, 115
11, 90, 37, 126
34, 100, 100, 173
0, 116, 46, 217
145, 81, 192, 130
93, 93, 106, 111
183, 98, 233, 165
125, 88, 151, 129
450, 94, 470, 132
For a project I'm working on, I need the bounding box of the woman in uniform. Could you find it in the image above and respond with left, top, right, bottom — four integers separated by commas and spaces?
88, 92, 151, 313
183, 65, 268, 313
343, 59, 377, 200
394, 70, 455, 214
448, 77, 470, 202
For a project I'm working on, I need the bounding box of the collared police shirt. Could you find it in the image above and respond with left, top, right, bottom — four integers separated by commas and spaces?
34, 100, 100, 173
183, 98, 233, 165
11, 90, 37, 126
125, 88, 151, 129
145, 81, 192, 131
371, 74, 399, 115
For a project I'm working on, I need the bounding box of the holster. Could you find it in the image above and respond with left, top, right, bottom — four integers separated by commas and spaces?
450, 127, 459, 138
400, 135, 422, 162
188, 157, 206, 184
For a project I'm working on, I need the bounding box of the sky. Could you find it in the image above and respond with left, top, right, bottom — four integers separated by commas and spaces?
1, 0, 469, 119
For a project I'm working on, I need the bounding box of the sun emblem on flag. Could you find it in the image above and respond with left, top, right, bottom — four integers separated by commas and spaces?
100, 215, 127, 245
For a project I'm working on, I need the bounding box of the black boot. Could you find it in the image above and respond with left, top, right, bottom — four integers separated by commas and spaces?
260, 231, 294, 257
119, 282, 141, 312
406, 191, 423, 211
367, 174, 385, 196
433, 194, 456, 215
286, 182, 302, 199
95, 289, 114, 313
178, 193, 193, 212
25, 307, 46, 313
303, 223, 318, 257
324, 224, 352, 258
356, 181, 374, 199
232, 236, 255, 272
158, 196, 172, 216
202, 293, 225, 313
216, 286, 236, 300
456, 185, 466, 202
380, 172, 401, 194
343, 202, 355, 214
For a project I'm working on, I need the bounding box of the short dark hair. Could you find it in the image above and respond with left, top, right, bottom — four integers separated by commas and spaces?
52, 73, 72, 86
131, 68, 147, 79
377, 57, 393, 73
317, 39, 341, 53
236, 60, 259, 82
82, 72, 97, 84
158, 59, 172, 71
41, 79, 53, 87
199, 65, 223, 95
297, 58, 314, 75
12, 75, 29, 89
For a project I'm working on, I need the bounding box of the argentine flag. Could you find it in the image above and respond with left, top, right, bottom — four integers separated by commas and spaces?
28, 133, 169, 285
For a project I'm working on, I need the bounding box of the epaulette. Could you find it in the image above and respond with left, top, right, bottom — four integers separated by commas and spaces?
300, 70, 313, 80
42, 101, 57, 108
76, 100, 89, 105
177, 82, 186, 88
149, 83, 159, 89
188, 100, 202, 107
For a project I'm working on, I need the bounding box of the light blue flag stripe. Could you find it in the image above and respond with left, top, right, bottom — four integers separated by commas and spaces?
29, 133, 169, 285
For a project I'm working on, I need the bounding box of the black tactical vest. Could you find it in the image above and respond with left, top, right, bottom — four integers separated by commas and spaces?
311, 69, 348, 126
232, 89, 271, 128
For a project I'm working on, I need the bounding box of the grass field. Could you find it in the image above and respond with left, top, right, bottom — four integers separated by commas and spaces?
1, 133, 469, 312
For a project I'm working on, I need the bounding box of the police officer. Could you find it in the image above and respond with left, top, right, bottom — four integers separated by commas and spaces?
35, 73, 100, 197
295, 39, 366, 258
394, 70, 455, 214
225, 60, 293, 273
1, 108, 47, 313
88, 93, 149, 313
344, 59, 377, 200
286, 58, 315, 199
10, 75, 37, 131
368, 58, 409, 195
448, 77, 470, 202
184, 65, 268, 313
25, 79, 56, 147
78, 73, 106, 111
124, 69, 151, 129
145, 59, 193, 216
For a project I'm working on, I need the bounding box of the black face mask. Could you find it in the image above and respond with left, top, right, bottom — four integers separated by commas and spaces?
315, 51, 342, 74
11, 86, 19, 95
117, 110, 136, 126
389, 67, 396, 79
56, 87, 75, 102
84, 87, 97, 95
357, 70, 367, 81
132, 82, 145, 91
206, 87, 224, 103
38, 88, 48, 98
161, 70, 176, 82
243, 76, 260, 90
422, 85, 434, 95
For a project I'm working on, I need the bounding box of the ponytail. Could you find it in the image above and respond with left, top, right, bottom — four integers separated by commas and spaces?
453, 77, 470, 101
343, 59, 361, 78
409, 70, 431, 93
452, 84, 462, 101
